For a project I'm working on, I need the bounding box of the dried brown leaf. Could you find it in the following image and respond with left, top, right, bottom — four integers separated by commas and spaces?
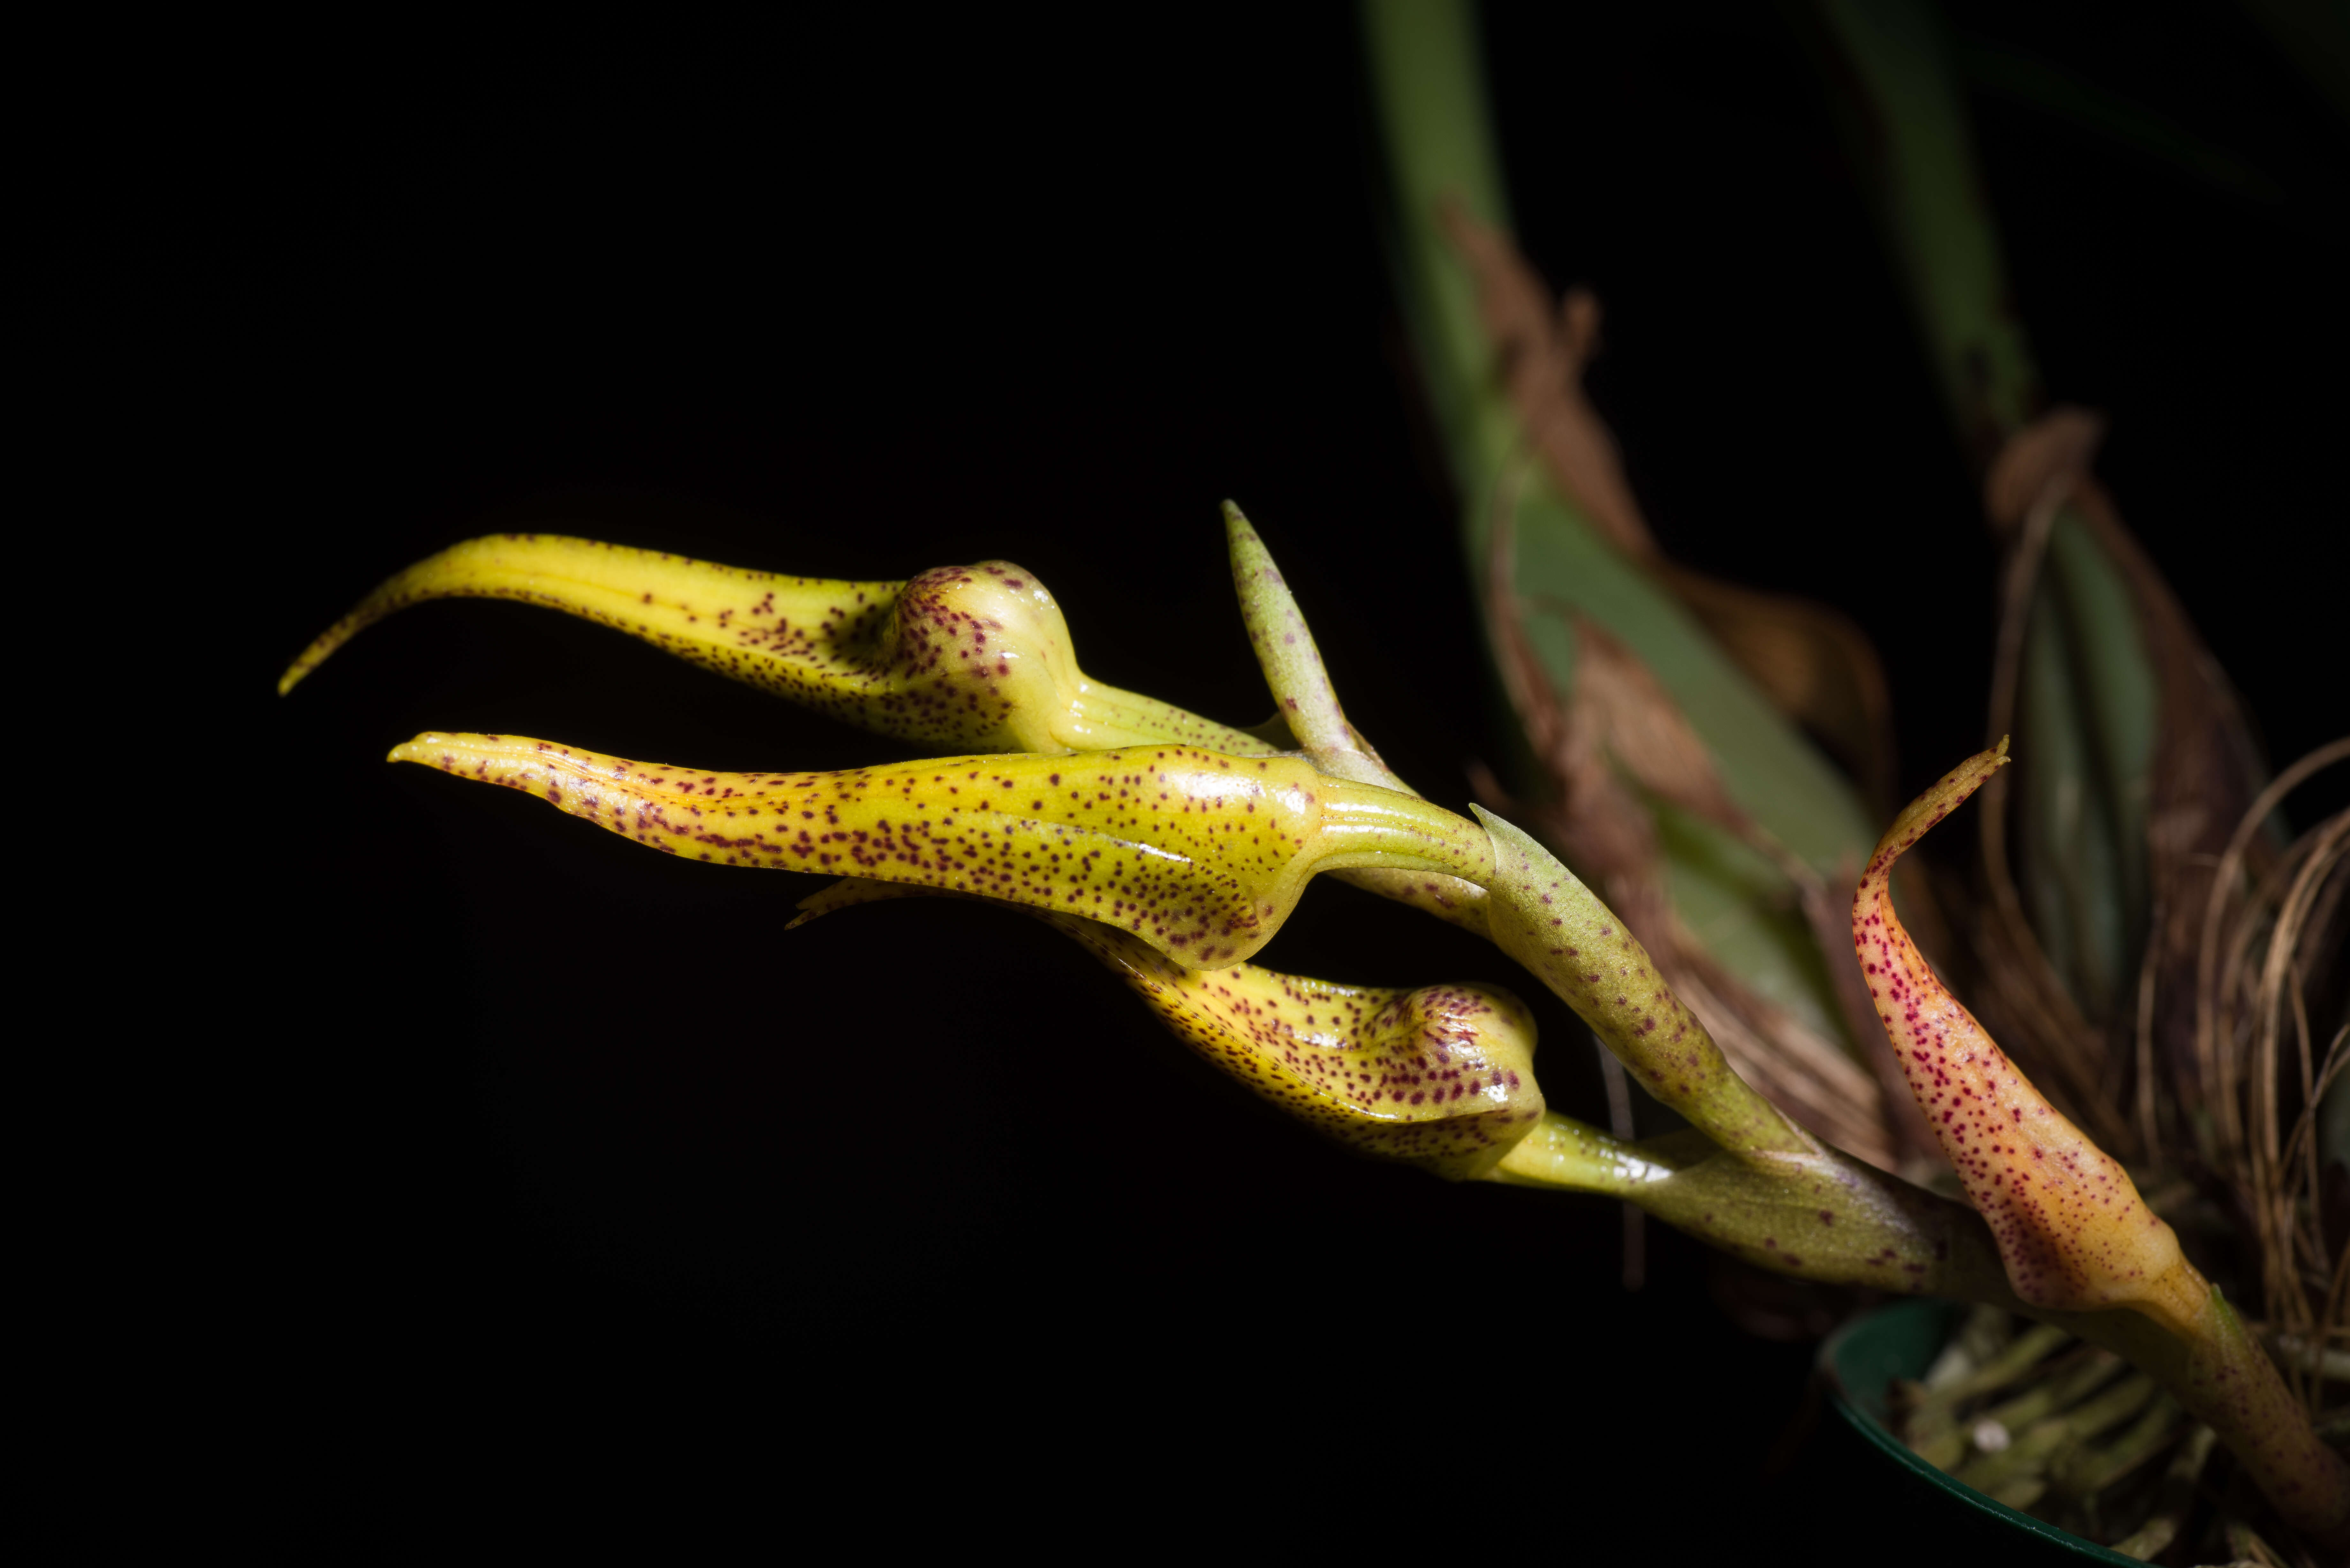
2248, 810, 2350, 1389
2201, 744, 2350, 1163
1662, 567, 1899, 810
1549, 611, 1751, 835
2082, 476, 2284, 1165
1439, 200, 1899, 803
1974, 409, 2129, 1151
1483, 510, 1900, 1168
1438, 200, 1653, 558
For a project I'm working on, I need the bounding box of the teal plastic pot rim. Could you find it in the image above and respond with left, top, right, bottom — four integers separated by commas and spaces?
1818, 1299, 2145, 1565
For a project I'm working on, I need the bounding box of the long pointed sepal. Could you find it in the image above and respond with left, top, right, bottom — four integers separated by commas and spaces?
1224, 501, 1490, 936
1040, 913, 1542, 1179
794, 877, 1542, 1177
1853, 742, 2205, 1332
289, 534, 1263, 755
388, 733, 1492, 968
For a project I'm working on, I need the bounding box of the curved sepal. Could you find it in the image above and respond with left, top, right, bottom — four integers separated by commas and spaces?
285, 534, 1263, 755
1854, 743, 2204, 1334
1224, 501, 1491, 936
790, 872, 1540, 1176
1042, 912, 1542, 1178
388, 732, 1492, 968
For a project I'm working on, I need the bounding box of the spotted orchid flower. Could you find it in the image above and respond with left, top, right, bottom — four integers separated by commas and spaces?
289, 509, 2346, 1543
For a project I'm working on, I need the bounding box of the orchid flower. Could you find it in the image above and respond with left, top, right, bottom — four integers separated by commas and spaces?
286, 505, 2346, 1543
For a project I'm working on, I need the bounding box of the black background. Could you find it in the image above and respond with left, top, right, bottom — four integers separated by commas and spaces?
207, 3, 2342, 1557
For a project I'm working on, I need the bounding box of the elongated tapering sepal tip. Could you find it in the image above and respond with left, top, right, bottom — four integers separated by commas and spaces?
283, 534, 1267, 755
786, 876, 938, 930
1865, 743, 2008, 878
372, 729, 1496, 966
282, 604, 390, 695
390, 731, 532, 769
1221, 501, 1268, 574
1039, 909, 1545, 1179
789, 874, 1540, 1177
281, 613, 381, 694
1223, 498, 1364, 771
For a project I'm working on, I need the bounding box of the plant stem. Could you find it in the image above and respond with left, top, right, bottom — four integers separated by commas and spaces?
1803, 0, 2040, 464
1358, 0, 1517, 504
1360, 0, 1882, 1073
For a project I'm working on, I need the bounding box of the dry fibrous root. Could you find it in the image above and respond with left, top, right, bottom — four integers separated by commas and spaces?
2194, 741, 2350, 1420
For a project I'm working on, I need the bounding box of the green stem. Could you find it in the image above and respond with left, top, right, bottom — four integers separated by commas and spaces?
1492, 1112, 2016, 1298
1361, 0, 1882, 1055
2058, 1391, 2181, 1498
2108, 1423, 2217, 1560
1475, 807, 1814, 1156
1960, 1370, 2155, 1505
1804, 0, 2040, 462
1359, 0, 1517, 502
1805, 0, 2160, 1037
1951, 1356, 2133, 1492
1928, 1322, 2073, 1408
